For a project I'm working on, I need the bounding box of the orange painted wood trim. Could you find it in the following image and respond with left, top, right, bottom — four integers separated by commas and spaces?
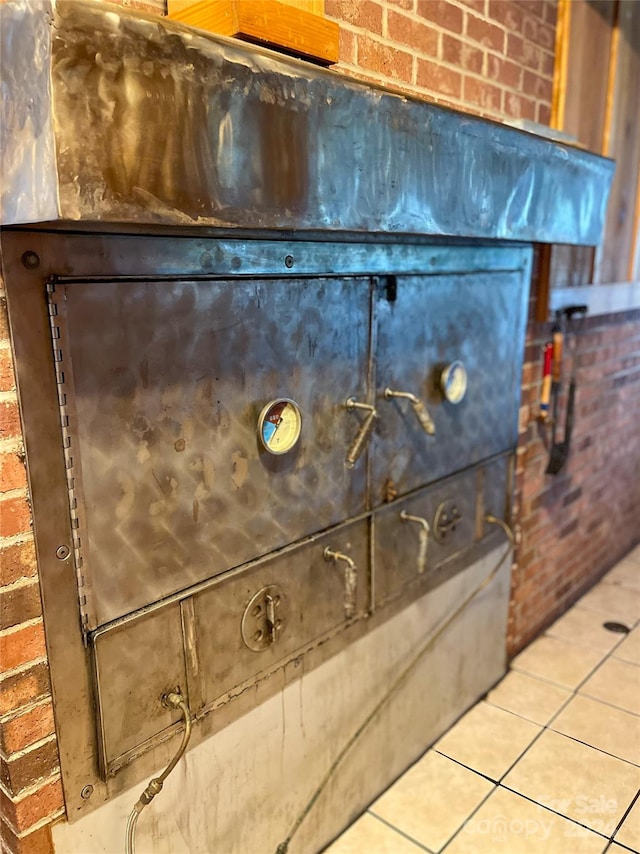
167, 0, 339, 65
550, 0, 571, 130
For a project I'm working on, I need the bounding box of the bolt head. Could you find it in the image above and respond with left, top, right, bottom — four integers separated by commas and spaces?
56, 545, 71, 560
80, 785, 93, 800
284, 254, 294, 269
21, 251, 40, 270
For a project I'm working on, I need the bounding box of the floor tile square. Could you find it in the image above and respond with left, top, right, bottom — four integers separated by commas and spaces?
624, 545, 640, 566
322, 813, 425, 854
435, 701, 540, 781
546, 604, 627, 653
580, 657, 640, 716
443, 787, 607, 853
486, 670, 571, 725
503, 730, 640, 835
614, 627, 640, 666
577, 582, 640, 626
615, 795, 640, 851
512, 635, 605, 689
369, 750, 493, 852
550, 694, 640, 766
602, 557, 640, 593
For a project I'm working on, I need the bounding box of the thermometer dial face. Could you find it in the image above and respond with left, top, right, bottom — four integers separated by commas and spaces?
258, 399, 302, 455
441, 360, 468, 404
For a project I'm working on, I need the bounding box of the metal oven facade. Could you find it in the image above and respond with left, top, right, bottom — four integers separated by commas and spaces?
2, 229, 529, 797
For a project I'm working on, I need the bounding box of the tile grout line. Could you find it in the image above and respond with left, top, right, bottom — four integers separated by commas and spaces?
437, 592, 640, 851
327, 562, 639, 853
365, 809, 436, 853
605, 779, 640, 849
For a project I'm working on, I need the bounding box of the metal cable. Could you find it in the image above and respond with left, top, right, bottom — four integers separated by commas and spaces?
275, 515, 515, 854
124, 692, 193, 854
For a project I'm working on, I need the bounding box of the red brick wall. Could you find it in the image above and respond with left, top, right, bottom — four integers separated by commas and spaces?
326, 0, 556, 124
509, 265, 640, 654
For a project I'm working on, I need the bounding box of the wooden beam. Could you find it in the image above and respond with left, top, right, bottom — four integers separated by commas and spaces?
550, 0, 571, 130
167, 0, 339, 65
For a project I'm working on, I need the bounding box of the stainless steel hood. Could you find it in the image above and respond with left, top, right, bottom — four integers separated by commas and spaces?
1, 0, 613, 244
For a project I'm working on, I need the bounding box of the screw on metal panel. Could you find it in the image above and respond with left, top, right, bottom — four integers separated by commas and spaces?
284, 254, 294, 268
56, 545, 71, 560
21, 251, 40, 270
80, 785, 93, 800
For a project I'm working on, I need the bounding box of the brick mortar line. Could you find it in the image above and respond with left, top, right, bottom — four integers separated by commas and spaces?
0, 391, 19, 405
0, 771, 61, 804
0, 694, 52, 728
374, 0, 553, 39
0, 532, 35, 552
463, 4, 555, 40
0, 734, 57, 765
332, 15, 555, 67
334, 33, 553, 106
417, 61, 550, 100
335, 62, 496, 117
0, 616, 43, 639
1, 807, 66, 840
332, 8, 555, 62
332, 66, 530, 124
0, 656, 48, 683
0, 732, 58, 768
0, 487, 29, 505
0, 438, 24, 454
0, 575, 41, 594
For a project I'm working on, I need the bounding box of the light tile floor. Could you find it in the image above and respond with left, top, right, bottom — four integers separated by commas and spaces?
324, 545, 640, 854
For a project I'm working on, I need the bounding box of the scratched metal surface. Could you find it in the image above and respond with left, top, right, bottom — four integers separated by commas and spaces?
374, 469, 478, 608
92, 604, 187, 771
1, 0, 613, 243
371, 266, 529, 503
194, 520, 370, 713
52, 277, 371, 628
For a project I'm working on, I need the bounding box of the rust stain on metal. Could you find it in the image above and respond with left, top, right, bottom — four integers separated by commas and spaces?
231, 450, 249, 490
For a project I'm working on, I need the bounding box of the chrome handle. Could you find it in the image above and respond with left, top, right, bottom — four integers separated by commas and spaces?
384, 387, 435, 435
400, 510, 431, 574
324, 547, 357, 618
345, 397, 377, 468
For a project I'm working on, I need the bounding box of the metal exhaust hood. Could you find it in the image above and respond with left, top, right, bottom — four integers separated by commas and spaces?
1, 0, 613, 244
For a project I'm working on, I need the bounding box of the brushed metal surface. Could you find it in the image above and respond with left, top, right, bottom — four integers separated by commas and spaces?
51, 276, 371, 628
1, 0, 613, 244
92, 605, 187, 773
372, 268, 529, 502
374, 469, 477, 608
483, 453, 511, 525
0, 229, 525, 817
194, 520, 369, 710
21, 232, 534, 280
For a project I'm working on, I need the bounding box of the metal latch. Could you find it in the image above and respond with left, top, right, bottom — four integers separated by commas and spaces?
433, 500, 462, 543
384, 387, 435, 435
345, 397, 377, 468
324, 547, 357, 618
241, 585, 288, 652
400, 510, 431, 574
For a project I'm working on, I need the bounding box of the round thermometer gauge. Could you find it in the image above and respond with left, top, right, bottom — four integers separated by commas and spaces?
441, 360, 468, 404
258, 399, 302, 455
